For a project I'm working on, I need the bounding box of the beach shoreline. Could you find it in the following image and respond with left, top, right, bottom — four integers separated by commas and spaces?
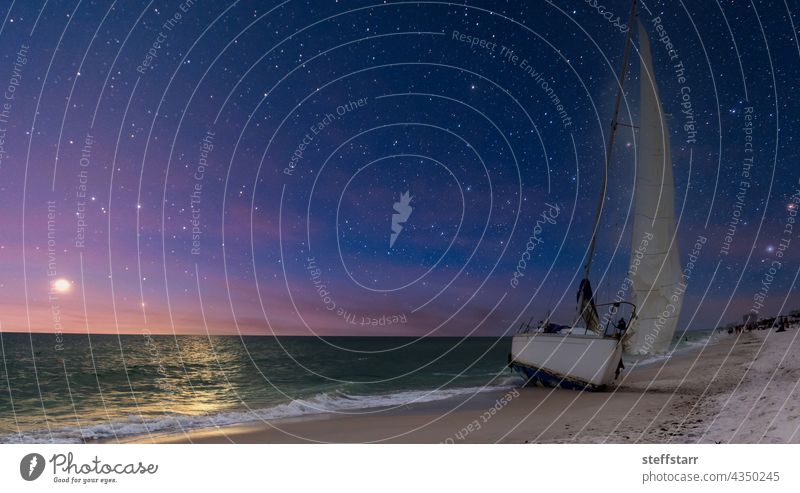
108, 328, 798, 444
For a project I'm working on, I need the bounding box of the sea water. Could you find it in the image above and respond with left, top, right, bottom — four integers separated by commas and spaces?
623, 328, 719, 366
0, 333, 517, 443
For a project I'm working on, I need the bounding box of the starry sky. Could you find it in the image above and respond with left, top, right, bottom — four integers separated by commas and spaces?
0, 0, 797, 336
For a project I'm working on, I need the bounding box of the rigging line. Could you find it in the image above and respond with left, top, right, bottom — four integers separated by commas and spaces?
583, 0, 638, 279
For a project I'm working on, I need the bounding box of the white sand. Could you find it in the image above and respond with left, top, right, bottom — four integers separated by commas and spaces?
689, 326, 800, 443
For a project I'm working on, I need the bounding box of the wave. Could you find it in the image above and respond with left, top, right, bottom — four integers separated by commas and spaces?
0, 382, 518, 444
628, 330, 719, 367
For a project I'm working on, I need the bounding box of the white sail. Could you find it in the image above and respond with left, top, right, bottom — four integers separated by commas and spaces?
623, 21, 684, 355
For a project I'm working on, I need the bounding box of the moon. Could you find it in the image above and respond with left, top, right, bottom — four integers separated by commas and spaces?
52, 278, 72, 294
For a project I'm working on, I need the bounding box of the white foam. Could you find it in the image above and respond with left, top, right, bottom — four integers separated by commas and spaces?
628, 331, 719, 367
1, 383, 516, 444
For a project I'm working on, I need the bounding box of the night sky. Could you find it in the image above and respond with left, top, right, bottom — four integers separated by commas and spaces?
0, 0, 797, 336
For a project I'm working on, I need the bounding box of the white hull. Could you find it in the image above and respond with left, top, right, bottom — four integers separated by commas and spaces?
510, 333, 623, 391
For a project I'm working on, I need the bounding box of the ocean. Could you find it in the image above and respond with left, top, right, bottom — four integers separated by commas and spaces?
0, 333, 517, 443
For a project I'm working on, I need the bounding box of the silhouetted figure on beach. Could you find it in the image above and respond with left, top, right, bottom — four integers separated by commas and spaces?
615, 318, 627, 336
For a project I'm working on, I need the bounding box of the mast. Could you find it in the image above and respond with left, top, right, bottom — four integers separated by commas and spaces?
582, 0, 638, 280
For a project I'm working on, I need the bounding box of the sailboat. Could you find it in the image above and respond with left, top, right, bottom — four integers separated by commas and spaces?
509, 0, 683, 391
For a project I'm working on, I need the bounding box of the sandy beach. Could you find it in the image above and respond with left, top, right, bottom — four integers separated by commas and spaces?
111, 327, 799, 444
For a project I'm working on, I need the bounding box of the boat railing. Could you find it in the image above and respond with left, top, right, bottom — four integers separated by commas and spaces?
596, 301, 637, 338
515, 301, 637, 337
516, 317, 536, 334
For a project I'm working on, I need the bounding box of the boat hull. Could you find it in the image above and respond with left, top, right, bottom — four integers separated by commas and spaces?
510, 333, 623, 391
